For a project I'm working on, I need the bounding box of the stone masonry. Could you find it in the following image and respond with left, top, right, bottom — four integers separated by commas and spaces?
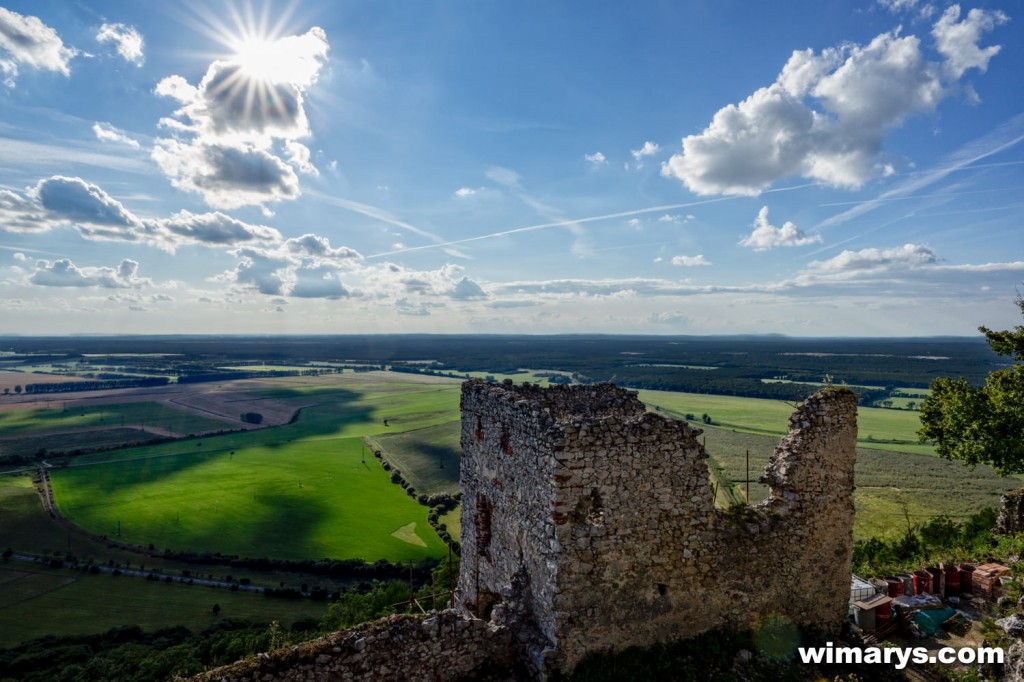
457, 380, 858, 676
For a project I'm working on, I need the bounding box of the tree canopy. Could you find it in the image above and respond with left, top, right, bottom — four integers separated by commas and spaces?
919, 297, 1024, 475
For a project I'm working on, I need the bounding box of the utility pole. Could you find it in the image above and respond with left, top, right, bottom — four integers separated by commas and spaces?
745, 450, 750, 503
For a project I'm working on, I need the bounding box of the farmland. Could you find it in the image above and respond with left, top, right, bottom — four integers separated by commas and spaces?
639, 388, 935, 455
46, 372, 461, 563
51, 437, 448, 562
0, 334, 1016, 655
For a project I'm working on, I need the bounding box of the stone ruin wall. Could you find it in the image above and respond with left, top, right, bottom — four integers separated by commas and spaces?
188, 380, 858, 682
182, 610, 514, 682
458, 380, 858, 675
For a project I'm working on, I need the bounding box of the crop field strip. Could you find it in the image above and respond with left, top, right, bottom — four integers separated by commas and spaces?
0, 401, 234, 438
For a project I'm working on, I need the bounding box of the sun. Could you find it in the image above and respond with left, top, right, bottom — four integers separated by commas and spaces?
229, 30, 327, 87
232, 37, 283, 83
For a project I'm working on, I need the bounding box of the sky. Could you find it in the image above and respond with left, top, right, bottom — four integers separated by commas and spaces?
0, 0, 1022, 337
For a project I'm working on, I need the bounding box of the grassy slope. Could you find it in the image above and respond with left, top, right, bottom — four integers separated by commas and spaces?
371, 422, 461, 496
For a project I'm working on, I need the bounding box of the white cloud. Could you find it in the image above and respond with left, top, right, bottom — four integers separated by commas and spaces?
12, 252, 28, 262
0, 189, 49, 232
151, 139, 300, 209
583, 151, 607, 167
29, 257, 149, 289
96, 23, 144, 65
671, 254, 711, 267
2, 175, 286, 251
806, 243, 938, 273
156, 210, 282, 247
290, 263, 350, 299
485, 166, 521, 187
284, 141, 318, 175
646, 311, 690, 325
877, 0, 919, 13
454, 187, 476, 198
33, 175, 142, 230
631, 141, 660, 161
92, 122, 141, 148
0, 7, 76, 87
283, 233, 361, 260
739, 206, 822, 251
663, 12, 1006, 195
395, 297, 432, 316
932, 5, 1009, 79
450, 277, 487, 300
152, 27, 329, 209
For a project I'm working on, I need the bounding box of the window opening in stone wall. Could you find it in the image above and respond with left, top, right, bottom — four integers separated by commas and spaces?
476, 492, 493, 560
475, 415, 484, 441
572, 487, 604, 526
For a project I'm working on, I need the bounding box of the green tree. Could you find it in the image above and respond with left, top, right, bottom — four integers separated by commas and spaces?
919, 296, 1024, 475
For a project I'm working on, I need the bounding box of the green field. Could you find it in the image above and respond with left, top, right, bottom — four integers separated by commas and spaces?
0, 402, 232, 437
0, 475, 361, 591
371, 422, 461, 496
46, 373, 462, 563
51, 438, 447, 562
457, 369, 573, 387
639, 388, 935, 455
439, 506, 461, 540
696, 425, 1019, 539
0, 562, 327, 648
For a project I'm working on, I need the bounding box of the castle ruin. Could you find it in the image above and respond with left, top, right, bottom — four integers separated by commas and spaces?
458, 380, 858, 676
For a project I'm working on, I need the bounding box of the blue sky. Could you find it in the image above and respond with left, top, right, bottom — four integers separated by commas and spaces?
0, 0, 1022, 336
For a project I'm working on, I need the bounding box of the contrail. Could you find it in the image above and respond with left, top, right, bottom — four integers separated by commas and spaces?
817, 113, 1024, 229
366, 183, 813, 259
305, 189, 449, 245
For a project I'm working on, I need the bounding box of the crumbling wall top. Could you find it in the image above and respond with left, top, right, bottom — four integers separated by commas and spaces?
463, 379, 646, 423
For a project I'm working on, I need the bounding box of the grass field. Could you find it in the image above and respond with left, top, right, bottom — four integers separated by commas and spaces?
639, 388, 935, 455
439, 506, 461, 540
371, 422, 461, 496
38, 373, 462, 563
695, 425, 1019, 539
51, 437, 447, 562
455, 369, 573, 387
0, 402, 232, 437
0, 476, 364, 591
0, 562, 327, 648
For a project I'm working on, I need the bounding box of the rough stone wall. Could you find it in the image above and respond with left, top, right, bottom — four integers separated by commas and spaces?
995, 488, 1024, 536
458, 380, 858, 675
183, 610, 515, 682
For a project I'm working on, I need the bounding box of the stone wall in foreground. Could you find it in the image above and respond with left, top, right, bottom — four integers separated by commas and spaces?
458, 380, 858, 676
182, 610, 515, 682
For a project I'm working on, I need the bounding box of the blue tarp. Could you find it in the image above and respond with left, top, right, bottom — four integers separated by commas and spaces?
914, 607, 956, 635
